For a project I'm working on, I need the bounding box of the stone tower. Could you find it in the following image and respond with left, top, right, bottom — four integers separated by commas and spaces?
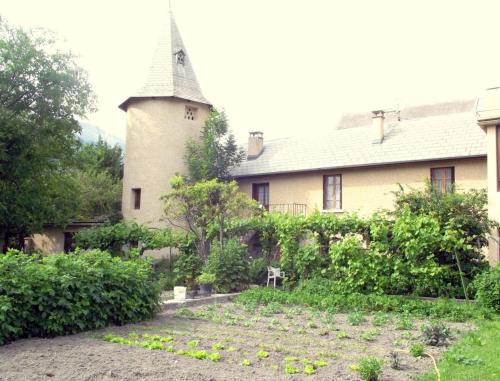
119, 5, 211, 226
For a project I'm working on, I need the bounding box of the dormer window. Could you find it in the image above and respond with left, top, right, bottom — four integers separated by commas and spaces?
175, 50, 185, 65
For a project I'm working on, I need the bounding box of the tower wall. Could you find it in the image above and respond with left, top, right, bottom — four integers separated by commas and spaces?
122, 97, 211, 227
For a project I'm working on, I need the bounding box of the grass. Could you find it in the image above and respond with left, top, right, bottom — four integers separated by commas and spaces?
418, 319, 500, 381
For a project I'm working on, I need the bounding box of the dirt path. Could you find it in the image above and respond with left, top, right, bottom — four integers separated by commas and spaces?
0, 302, 469, 381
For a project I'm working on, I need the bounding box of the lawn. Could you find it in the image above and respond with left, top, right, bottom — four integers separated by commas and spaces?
418, 318, 500, 381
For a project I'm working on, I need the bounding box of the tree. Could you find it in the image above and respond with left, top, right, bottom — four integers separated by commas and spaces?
184, 109, 245, 182
162, 176, 259, 260
73, 138, 123, 221
0, 19, 96, 251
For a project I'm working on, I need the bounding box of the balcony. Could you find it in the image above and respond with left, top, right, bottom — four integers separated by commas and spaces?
268, 203, 308, 216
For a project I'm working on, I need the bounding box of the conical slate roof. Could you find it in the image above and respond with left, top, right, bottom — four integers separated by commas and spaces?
119, 6, 210, 110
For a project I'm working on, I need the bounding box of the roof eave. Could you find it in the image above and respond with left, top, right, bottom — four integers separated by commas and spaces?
118, 95, 212, 112
232, 154, 487, 179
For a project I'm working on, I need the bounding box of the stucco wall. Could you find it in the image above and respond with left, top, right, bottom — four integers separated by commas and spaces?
237, 157, 487, 217
31, 225, 89, 254
121, 97, 211, 227
485, 125, 500, 264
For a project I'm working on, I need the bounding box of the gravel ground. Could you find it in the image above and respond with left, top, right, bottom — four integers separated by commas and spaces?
0, 302, 471, 381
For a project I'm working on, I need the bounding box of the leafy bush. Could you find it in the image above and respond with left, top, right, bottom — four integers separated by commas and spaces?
328, 234, 384, 294
354, 356, 383, 381
197, 272, 216, 284
207, 240, 250, 293
474, 266, 500, 312
75, 221, 192, 256
0, 249, 160, 345
173, 253, 203, 289
248, 257, 268, 284
421, 322, 451, 346
409, 343, 425, 357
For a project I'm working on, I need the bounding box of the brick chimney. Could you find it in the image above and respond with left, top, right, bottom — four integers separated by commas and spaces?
247, 131, 264, 159
371, 110, 385, 144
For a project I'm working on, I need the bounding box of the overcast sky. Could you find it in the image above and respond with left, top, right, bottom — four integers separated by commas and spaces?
2, 0, 500, 143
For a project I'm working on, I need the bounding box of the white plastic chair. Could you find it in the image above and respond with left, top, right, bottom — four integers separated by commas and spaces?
267, 267, 285, 288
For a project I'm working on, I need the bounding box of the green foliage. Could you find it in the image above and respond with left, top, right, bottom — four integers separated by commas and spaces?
248, 257, 268, 284
329, 234, 383, 294
421, 322, 451, 346
0, 18, 96, 250
409, 343, 425, 357
284, 364, 300, 374
174, 254, 203, 289
354, 356, 383, 381
256, 350, 269, 359
303, 364, 315, 375
73, 138, 123, 221
75, 222, 190, 256
241, 359, 251, 366
0, 249, 160, 345
235, 282, 490, 321
197, 272, 216, 284
185, 109, 244, 182
347, 311, 365, 326
474, 266, 500, 312
207, 240, 250, 292
163, 178, 259, 259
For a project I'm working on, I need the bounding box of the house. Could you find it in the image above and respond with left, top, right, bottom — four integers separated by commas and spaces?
30, 220, 104, 254
114, 5, 500, 263
233, 100, 487, 217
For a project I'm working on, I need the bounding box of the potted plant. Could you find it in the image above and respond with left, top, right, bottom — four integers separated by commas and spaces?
197, 272, 216, 296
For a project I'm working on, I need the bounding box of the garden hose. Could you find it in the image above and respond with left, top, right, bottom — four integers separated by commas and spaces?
393, 349, 440, 381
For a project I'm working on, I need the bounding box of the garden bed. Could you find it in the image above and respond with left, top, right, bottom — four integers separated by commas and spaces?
0, 301, 472, 380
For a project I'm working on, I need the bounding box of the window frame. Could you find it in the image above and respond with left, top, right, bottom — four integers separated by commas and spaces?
323, 174, 342, 210
252, 182, 270, 210
132, 188, 141, 210
430, 167, 455, 193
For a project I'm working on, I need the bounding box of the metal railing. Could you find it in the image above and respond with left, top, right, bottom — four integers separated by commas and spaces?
269, 203, 308, 216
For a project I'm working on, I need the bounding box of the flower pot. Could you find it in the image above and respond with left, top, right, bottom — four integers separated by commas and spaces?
173, 286, 187, 301
198, 283, 213, 296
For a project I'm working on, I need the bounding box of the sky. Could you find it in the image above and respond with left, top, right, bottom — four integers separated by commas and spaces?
2, 0, 500, 143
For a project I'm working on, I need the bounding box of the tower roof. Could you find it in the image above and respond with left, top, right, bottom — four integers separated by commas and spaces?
119, 5, 210, 111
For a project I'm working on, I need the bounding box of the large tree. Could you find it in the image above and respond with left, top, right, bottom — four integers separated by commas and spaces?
0, 19, 96, 251
184, 109, 245, 182
73, 138, 123, 221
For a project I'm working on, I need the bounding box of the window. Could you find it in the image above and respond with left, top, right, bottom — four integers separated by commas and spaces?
430, 167, 454, 193
323, 175, 342, 210
63, 232, 75, 253
132, 188, 141, 209
184, 105, 197, 120
175, 50, 185, 65
252, 183, 269, 210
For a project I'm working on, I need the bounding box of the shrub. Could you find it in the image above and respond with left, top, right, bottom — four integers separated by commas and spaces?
248, 257, 268, 284
197, 272, 216, 284
354, 356, 383, 381
173, 253, 203, 289
207, 240, 250, 293
474, 266, 500, 312
421, 322, 451, 346
0, 249, 160, 345
409, 343, 425, 357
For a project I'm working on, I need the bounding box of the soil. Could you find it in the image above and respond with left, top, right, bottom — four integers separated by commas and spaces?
0, 301, 472, 381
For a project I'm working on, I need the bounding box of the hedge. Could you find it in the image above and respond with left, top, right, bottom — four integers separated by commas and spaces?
0, 249, 161, 345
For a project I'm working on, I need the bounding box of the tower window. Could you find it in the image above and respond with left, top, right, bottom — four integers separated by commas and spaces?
175, 50, 185, 65
185, 106, 197, 120
132, 188, 141, 209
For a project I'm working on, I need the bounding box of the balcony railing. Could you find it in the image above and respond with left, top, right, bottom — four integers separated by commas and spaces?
269, 203, 308, 216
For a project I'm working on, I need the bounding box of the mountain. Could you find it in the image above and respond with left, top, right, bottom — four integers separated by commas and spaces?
78, 122, 125, 148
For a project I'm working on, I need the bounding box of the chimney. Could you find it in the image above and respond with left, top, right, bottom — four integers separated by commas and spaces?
247, 131, 264, 159
371, 110, 385, 144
